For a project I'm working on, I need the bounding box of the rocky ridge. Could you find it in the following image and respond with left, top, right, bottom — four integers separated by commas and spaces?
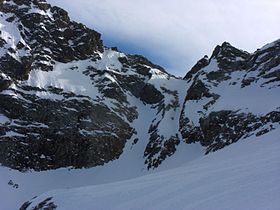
180, 41, 280, 153
0, 0, 185, 171
0, 0, 279, 173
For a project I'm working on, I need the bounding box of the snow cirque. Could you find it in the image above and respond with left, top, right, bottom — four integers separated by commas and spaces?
0, 1, 279, 209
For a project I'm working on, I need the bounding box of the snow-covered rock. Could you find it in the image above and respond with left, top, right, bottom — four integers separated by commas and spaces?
180, 41, 280, 154
0, 1, 279, 209
0, 0, 189, 171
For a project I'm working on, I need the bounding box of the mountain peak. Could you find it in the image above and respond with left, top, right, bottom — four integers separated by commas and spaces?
221, 41, 232, 47
211, 41, 249, 60
184, 42, 250, 80
0, 0, 103, 81
183, 55, 209, 80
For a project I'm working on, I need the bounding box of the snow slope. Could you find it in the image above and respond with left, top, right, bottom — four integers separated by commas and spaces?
0, 113, 203, 210
21, 129, 280, 210
0, 92, 202, 210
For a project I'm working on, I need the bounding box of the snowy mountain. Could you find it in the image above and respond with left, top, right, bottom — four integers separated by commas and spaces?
0, 0, 187, 171
180, 41, 280, 154
0, 0, 279, 209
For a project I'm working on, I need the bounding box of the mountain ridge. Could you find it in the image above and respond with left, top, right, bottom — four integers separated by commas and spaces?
0, 1, 279, 209
0, 0, 279, 172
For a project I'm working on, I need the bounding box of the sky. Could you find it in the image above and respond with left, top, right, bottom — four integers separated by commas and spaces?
48, 0, 280, 76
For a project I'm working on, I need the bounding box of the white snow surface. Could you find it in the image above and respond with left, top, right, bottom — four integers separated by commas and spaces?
3, 131, 25, 137
16, 129, 280, 210
145, 68, 190, 143
0, 116, 279, 209
0, 114, 9, 124
0, 12, 30, 61
24, 60, 101, 100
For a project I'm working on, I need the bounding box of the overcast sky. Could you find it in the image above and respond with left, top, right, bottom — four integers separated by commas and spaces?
48, 0, 280, 76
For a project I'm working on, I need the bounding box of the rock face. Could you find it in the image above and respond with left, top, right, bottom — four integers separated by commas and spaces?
0, 0, 183, 171
180, 41, 280, 154
20, 197, 57, 210
0, 0, 280, 173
